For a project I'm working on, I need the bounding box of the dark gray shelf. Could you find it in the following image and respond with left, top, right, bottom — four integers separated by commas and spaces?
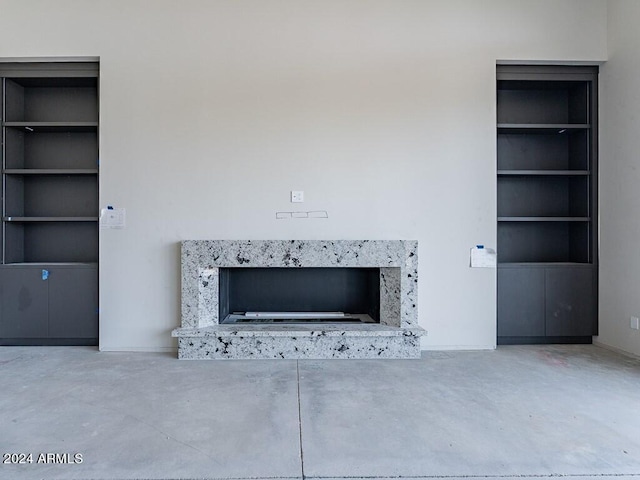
3, 217, 98, 222
497, 170, 590, 176
497, 123, 590, 134
498, 217, 591, 222
3, 122, 98, 132
3, 169, 98, 175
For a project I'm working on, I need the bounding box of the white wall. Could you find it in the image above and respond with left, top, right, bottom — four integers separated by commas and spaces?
0, 0, 607, 351
597, 0, 640, 357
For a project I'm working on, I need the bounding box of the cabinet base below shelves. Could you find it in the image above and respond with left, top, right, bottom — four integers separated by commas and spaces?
1, 262, 97, 267
0, 338, 98, 346
498, 336, 593, 345
498, 262, 594, 266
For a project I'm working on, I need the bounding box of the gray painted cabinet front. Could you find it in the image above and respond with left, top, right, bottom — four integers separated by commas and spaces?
497, 264, 596, 339
497, 267, 545, 337
545, 267, 596, 337
0, 265, 98, 342
0, 268, 48, 338
48, 267, 98, 338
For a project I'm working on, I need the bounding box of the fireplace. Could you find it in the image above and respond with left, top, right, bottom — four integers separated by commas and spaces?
172, 240, 426, 359
219, 268, 380, 324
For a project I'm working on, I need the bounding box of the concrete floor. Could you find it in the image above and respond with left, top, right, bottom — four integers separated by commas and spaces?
1, 345, 639, 480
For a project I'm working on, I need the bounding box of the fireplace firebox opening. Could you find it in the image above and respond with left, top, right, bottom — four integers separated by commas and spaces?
219, 268, 380, 324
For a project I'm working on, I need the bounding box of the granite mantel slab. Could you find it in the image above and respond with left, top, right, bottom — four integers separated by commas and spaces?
180, 240, 418, 328
174, 240, 424, 360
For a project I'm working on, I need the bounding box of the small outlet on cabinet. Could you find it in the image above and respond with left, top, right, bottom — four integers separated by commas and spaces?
291, 191, 304, 203
630, 316, 640, 330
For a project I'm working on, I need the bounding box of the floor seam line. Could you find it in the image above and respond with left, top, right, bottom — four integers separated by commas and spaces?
297, 359, 305, 480
301, 475, 640, 479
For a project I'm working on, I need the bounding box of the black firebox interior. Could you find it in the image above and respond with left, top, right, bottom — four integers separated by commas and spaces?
219, 267, 380, 322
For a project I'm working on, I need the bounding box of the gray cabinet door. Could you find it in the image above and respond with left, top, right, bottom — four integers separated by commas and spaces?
0, 267, 49, 338
48, 266, 98, 338
497, 267, 545, 337
545, 267, 596, 336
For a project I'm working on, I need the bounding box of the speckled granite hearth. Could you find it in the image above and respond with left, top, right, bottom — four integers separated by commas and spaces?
172, 240, 426, 359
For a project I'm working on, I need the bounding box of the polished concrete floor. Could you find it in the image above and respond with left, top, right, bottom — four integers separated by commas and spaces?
1, 344, 639, 480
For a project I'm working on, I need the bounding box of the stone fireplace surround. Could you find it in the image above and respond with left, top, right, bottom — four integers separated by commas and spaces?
172, 240, 426, 359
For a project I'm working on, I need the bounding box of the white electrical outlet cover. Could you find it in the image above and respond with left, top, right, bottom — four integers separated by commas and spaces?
291, 191, 304, 203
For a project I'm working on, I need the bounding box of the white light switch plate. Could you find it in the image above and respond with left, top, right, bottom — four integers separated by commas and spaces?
291, 191, 304, 203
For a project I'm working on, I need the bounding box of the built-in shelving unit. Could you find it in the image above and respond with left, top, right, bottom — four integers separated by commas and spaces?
496, 65, 598, 344
0, 62, 99, 345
